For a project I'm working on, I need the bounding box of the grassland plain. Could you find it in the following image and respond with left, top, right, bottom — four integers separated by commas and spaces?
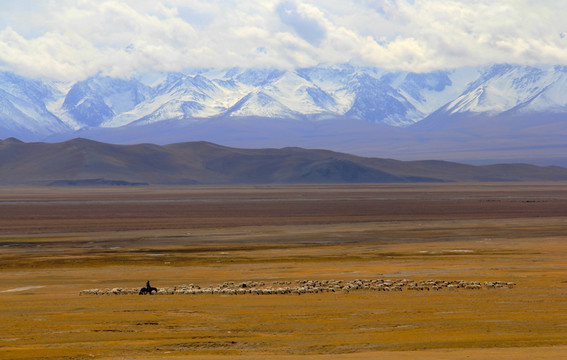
1, 183, 567, 359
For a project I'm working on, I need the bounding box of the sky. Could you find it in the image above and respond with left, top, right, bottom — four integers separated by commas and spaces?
1, 0, 566, 82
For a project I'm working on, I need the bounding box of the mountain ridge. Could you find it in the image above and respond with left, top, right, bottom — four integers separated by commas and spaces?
1, 64, 567, 166
3, 64, 567, 135
1, 138, 567, 186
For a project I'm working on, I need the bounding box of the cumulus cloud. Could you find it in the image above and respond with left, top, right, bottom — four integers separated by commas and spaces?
0, 0, 566, 81
276, 1, 327, 45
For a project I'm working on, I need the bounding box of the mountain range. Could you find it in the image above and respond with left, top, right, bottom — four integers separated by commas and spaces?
1, 64, 567, 165
2, 137, 567, 186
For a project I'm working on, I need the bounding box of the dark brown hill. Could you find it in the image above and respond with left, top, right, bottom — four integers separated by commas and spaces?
1, 138, 567, 186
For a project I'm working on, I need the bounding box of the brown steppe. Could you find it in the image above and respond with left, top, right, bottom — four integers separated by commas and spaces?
1, 183, 567, 359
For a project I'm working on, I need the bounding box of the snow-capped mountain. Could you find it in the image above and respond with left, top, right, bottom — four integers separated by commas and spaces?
0, 72, 68, 138
1, 64, 567, 143
57, 76, 153, 128
434, 65, 567, 116
69, 65, 483, 128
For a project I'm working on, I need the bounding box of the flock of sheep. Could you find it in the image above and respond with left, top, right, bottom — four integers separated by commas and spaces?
79, 279, 516, 296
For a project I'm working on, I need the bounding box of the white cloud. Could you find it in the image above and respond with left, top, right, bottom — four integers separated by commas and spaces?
1, 0, 566, 81
276, 1, 327, 45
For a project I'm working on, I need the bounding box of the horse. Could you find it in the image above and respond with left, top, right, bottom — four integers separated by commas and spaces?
139, 281, 158, 295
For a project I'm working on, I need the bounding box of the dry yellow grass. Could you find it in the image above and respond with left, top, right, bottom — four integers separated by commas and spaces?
1, 184, 567, 359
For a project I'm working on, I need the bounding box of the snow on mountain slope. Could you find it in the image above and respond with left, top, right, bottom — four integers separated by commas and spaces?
441, 65, 567, 116
60, 76, 152, 128
233, 68, 286, 87
117, 72, 253, 126
234, 71, 337, 116
343, 72, 419, 126
0, 72, 69, 138
390, 68, 481, 116
296, 64, 358, 114
509, 66, 567, 113
295, 65, 476, 126
123, 68, 343, 124
2, 64, 567, 142
225, 91, 298, 118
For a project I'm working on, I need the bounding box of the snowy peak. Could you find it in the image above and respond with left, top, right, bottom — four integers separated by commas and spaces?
509, 66, 567, 114
0, 72, 57, 103
61, 76, 152, 128
226, 91, 298, 118
0, 72, 68, 138
344, 73, 419, 126
238, 71, 336, 116
2, 64, 567, 141
441, 65, 567, 115
234, 68, 286, 87
123, 72, 253, 126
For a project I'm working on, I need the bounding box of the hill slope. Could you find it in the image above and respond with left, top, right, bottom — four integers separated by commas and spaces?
1, 138, 567, 186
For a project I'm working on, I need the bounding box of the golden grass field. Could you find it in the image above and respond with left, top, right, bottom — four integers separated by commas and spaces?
1, 183, 567, 359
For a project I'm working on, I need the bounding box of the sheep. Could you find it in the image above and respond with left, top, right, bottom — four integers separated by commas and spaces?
80, 278, 519, 296
79, 289, 100, 296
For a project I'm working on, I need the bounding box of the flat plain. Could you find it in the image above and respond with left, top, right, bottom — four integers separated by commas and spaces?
1, 183, 567, 359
